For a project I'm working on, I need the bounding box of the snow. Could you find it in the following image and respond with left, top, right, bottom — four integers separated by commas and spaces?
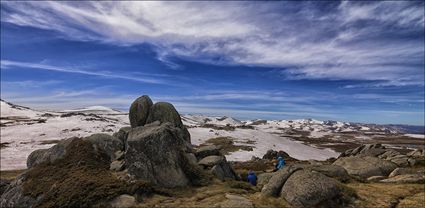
1, 100, 41, 118
189, 127, 339, 161
405, 134, 425, 139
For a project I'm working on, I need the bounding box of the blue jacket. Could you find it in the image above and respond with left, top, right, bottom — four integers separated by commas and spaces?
276, 156, 286, 170
247, 172, 257, 186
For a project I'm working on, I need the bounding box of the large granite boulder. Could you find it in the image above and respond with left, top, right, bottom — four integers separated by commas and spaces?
27, 134, 123, 169
146, 102, 183, 127
210, 162, 238, 181
198, 156, 225, 167
306, 164, 350, 182
27, 137, 78, 168
333, 156, 397, 178
257, 173, 274, 189
281, 170, 342, 207
129, 95, 153, 127
261, 165, 302, 197
125, 122, 200, 188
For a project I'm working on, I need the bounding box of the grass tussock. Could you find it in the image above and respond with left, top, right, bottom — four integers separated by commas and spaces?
21, 138, 155, 208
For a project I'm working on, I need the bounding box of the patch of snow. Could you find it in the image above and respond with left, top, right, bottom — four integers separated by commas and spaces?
405, 134, 425, 139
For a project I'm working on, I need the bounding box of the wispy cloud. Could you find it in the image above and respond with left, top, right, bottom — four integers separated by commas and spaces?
1, 60, 181, 85
1, 1, 422, 85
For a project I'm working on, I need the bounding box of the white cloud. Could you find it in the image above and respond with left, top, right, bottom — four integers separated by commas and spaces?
1, 1, 424, 85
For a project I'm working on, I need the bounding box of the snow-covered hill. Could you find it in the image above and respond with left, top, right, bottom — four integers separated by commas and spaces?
1, 100, 423, 170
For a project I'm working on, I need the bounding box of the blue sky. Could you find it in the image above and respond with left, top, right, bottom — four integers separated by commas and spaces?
1, 1, 424, 125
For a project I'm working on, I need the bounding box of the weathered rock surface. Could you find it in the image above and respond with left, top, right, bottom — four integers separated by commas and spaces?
125, 122, 200, 188
257, 173, 274, 189
210, 162, 238, 181
110, 160, 125, 171
146, 102, 183, 127
198, 155, 225, 167
281, 170, 342, 208
261, 165, 302, 197
84, 133, 124, 160
305, 164, 350, 182
26, 137, 78, 168
0, 179, 11, 197
129, 95, 153, 127
113, 126, 132, 144
195, 145, 221, 160
0, 174, 36, 208
220, 194, 254, 208
333, 156, 397, 178
367, 176, 386, 182
407, 149, 425, 157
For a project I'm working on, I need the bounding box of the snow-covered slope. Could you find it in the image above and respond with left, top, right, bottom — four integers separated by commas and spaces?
1, 100, 423, 170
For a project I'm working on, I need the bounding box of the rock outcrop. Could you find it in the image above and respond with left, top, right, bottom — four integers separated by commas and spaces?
129, 95, 153, 127
125, 122, 199, 188
262, 149, 290, 160
333, 156, 397, 178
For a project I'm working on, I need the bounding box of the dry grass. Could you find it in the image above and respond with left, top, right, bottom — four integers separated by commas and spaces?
200, 137, 254, 155
347, 182, 425, 208
137, 179, 291, 208
0, 169, 26, 180
397, 192, 425, 208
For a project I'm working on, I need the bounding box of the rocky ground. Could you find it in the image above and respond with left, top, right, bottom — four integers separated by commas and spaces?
0, 96, 424, 207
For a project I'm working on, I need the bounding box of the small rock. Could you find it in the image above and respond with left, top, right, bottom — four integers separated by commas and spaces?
115, 151, 125, 160
262, 149, 290, 160
220, 194, 254, 208
109, 194, 137, 208
367, 176, 386, 182
110, 160, 125, 171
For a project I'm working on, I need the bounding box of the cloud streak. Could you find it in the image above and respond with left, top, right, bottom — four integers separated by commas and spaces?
1, 1, 423, 86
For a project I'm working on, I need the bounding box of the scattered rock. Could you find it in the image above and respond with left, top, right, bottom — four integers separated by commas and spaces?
407, 149, 425, 157
262, 149, 290, 160
281, 170, 342, 207
115, 151, 125, 160
339, 144, 386, 158
261, 165, 302, 197
389, 168, 416, 178
333, 156, 397, 178
220, 194, 254, 208
195, 145, 221, 160
380, 174, 425, 183
129, 95, 153, 128
109, 194, 137, 208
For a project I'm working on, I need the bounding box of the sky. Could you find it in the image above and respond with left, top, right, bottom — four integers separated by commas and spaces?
0, 1, 424, 125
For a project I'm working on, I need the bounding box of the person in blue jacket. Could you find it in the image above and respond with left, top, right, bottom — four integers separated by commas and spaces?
247, 170, 257, 186
275, 156, 286, 171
